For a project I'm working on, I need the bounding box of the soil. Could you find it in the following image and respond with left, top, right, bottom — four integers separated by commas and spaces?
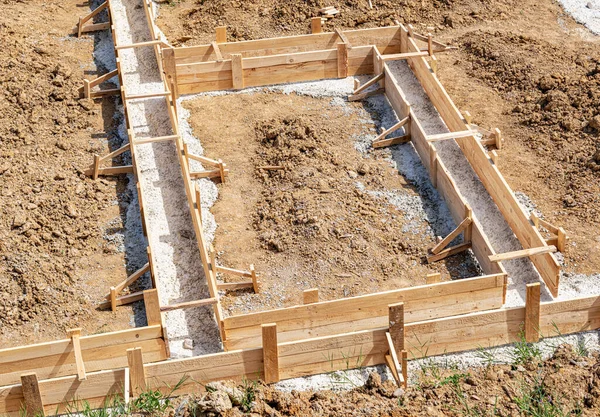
184, 93, 478, 314
155, 0, 600, 277
171, 343, 600, 416
0, 0, 135, 347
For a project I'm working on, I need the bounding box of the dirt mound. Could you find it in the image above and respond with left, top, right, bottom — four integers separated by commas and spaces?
457, 30, 600, 222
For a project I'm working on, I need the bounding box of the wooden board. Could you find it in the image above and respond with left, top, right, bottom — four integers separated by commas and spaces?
402, 28, 560, 296
173, 26, 401, 64
223, 274, 505, 349
0, 326, 166, 386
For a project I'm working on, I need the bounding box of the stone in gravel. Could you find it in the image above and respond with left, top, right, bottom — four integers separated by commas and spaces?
465, 376, 478, 386
203, 391, 233, 413
183, 338, 193, 350
393, 388, 405, 397
589, 115, 600, 130
12, 213, 26, 228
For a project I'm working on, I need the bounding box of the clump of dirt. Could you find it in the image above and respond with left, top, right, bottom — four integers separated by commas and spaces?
458, 30, 600, 222
157, 0, 518, 46
171, 343, 599, 416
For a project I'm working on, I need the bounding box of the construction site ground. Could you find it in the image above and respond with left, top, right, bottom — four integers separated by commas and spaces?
1, 0, 600, 413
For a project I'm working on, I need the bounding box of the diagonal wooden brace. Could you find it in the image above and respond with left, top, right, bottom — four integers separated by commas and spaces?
431, 216, 472, 255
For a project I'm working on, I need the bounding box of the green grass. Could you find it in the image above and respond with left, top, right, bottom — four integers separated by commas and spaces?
513, 374, 582, 417
510, 328, 542, 366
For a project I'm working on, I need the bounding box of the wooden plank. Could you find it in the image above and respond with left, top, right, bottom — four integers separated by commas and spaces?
488, 245, 556, 263
426, 130, 473, 142
311, 17, 322, 34
105, 263, 149, 298
426, 273, 441, 284
525, 283, 541, 343
216, 281, 254, 291
231, 54, 243, 89
115, 39, 162, 50
160, 297, 217, 312
381, 51, 429, 61
334, 28, 351, 47
20, 373, 44, 417
337, 42, 348, 78
385, 354, 401, 386
431, 217, 472, 255
353, 72, 384, 95
216, 26, 227, 43
385, 332, 404, 385
124, 91, 170, 100
372, 134, 410, 148
403, 35, 561, 296
389, 302, 404, 351
262, 324, 279, 383
427, 242, 471, 263
348, 87, 384, 102
98, 143, 130, 164
98, 291, 143, 310
143, 289, 162, 327
429, 146, 437, 187
161, 48, 179, 98
67, 329, 86, 381
80, 22, 111, 34
127, 348, 146, 397
210, 41, 223, 61
303, 289, 319, 304
372, 116, 409, 142
216, 265, 252, 278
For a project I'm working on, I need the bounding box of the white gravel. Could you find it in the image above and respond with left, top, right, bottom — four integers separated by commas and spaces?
557, 0, 600, 35
110, 0, 221, 357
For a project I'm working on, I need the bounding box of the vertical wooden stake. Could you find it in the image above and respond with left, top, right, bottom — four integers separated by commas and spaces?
311, 17, 322, 34
21, 373, 44, 417
427, 33, 433, 56
530, 212, 540, 229
83, 79, 91, 99
209, 244, 217, 273
262, 323, 279, 383
195, 183, 203, 224
147, 246, 156, 288
303, 288, 319, 304
218, 160, 226, 183
67, 328, 87, 381
92, 154, 100, 180
136, 182, 147, 237
353, 78, 360, 90
389, 302, 404, 352
430, 55, 438, 74
110, 287, 117, 312
231, 54, 244, 90
401, 350, 408, 388
161, 47, 179, 98
407, 24, 414, 38
250, 264, 259, 293
429, 146, 437, 188
127, 347, 147, 398
464, 204, 473, 243
463, 110, 472, 125
77, 17, 83, 38
557, 227, 567, 253
215, 26, 227, 43
525, 282, 541, 343
337, 42, 348, 78
494, 128, 503, 150
426, 273, 441, 284
143, 289, 161, 327
490, 150, 499, 167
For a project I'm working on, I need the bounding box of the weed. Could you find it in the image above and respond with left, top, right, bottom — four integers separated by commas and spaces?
475, 346, 497, 368
324, 348, 364, 389
513, 373, 581, 417
574, 337, 589, 358
240, 376, 258, 412
510, 327, 541, 366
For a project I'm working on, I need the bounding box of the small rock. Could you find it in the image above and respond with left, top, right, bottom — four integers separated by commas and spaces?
365, 372, 382, 389
465, 376, 478, 386
183, 338, 194, 350
393, 388, 405, 397
54, 172, 66, 180
588, 115, 600, 130
516, 365, 526, 372
587, 2, 594, 9
347, 170, 358, 179
12, 213, 27, 228
357, 163, 369, 175
56, 140, 69, 151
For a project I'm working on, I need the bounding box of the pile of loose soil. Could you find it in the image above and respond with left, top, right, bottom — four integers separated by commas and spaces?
156, 0, 520, 46
0, 0, 133, 346
184, 93, 477, 315
170, 343, 599, 416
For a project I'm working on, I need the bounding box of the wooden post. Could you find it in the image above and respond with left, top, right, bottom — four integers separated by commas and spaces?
127, 347, 146, 397
430, 55, 438, 74
136, 182, 147, 237
525, 283, 541, 343
20, 373, 44, 417
494, 128, 502, 150
429, 146, 437, 188
426, 272, 441, 284
250, 264, 259, 293
490, 150, 499, 166
147, 246, 156, 288
354, 79, 360, 90
557, 228, 567, 253
401, 350, 408, 388
464, 204, 473, 243
427, 33, 433, 56
195, 183, 203, 224
262, 323, 279, 383
143, 289, 161, 326
231, 54, 244, 89
303, 288, 319, 304
110, 287, 117, 312
209, 245, 217, 273
311, 17, 322, 34
161, 47, 179, 98
337, 42, 348, 78
407, 24, 414, 38
92, 154, 100, 180
67, 328, 87, 381
530, 212, 540, 229
463, 110, 472, 125
215, 26, 227, 43
218, 159, 226, 183
389, 302, 404, 352
83, 79, 91, 98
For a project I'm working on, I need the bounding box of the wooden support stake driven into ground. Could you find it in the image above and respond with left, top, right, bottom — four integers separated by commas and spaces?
427, 242, 472, 264
352, 72, 384, 95
525, 283, 541, 343
334, 28, 351, 48
389, 302, 404, 351
143, 289, 162, 327
431, 216, 473, 255
162, 47, 179, 98
429, 145, 437, 187
127, 347, 146, 398
311, 17, 322, 34
385, 332, 404, 387
67, 328, 87, 381
231, 54, 244, 89
426, 272, 441, 284
262, 323, 279, 383
115, 39, 163, 50
337, 42, 349, 78
530, 213, 568, 253
20, 373, 44, 417
488, 245, 557, 263
380, 51, 429, 62
211, 41, 224, 62
160, 297, 217, 312
216, 26, 227, 43
372, 116, 411, 148
426, 130, 473, 142
77, 1, 108, 38
303, 288, 319, 304
348, 87, 385, 102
